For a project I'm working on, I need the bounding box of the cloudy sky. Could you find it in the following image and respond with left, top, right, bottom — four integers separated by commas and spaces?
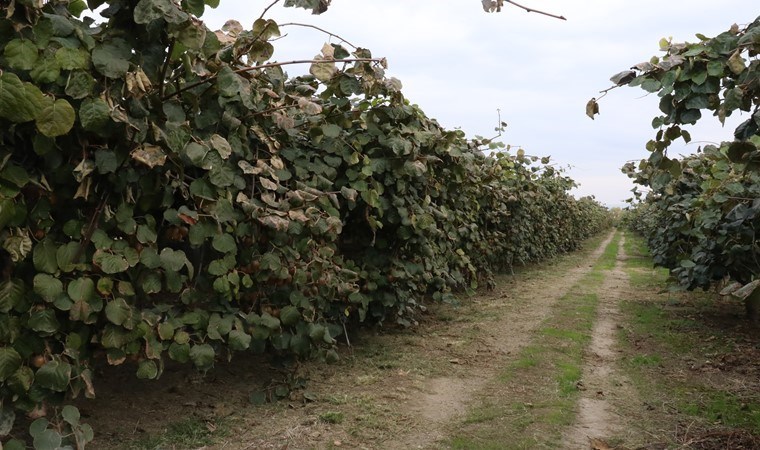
199, 1, 755, 207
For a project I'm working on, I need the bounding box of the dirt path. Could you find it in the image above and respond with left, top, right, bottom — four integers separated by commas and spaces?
563, 234, 638, 447
382, 231, 619, 449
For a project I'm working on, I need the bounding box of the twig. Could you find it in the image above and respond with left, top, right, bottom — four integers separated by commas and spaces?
158, 38, 175, 99
506, 0, 566, 20
163, 57, 383, 100
279, 22, 358, 49
73, 191, 110, 266
596, 84, 620, 101
342, 320, 351, 348
259, 0, 281, 20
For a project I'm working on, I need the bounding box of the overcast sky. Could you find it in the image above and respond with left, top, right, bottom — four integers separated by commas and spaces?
199, 1, 755, 207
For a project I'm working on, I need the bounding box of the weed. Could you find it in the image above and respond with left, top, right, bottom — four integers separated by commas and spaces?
319, 411, 345, 424
126, 417, 230, 450
628, 354, 662, 367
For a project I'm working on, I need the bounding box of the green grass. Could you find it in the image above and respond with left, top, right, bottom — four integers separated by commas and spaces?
319, 411, 345, 424
678, 390, 760, 432
617, 230, 760, 444
629, 354, 662, 367
125, 417, 232, 450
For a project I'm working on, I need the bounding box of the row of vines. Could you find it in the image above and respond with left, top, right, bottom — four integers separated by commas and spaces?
0, 0, 611, 447
610, 17, 760, 311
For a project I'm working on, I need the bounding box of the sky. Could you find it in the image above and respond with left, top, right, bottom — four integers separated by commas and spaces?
198, 1, 756, 207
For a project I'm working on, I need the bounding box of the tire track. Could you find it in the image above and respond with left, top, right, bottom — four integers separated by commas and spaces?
563, 233, 638, 448
385, 231, 618, 449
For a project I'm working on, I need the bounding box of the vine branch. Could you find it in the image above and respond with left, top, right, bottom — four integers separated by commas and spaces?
158, 38, 175, 99
279, 22, 358, 49
505, 0, 566, 21
596, 84, 621, 101
163, 58, 383, 100
259, 0, 281, 20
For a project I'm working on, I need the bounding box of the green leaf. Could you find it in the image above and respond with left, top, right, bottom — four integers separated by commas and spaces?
212, 233, 237, 254
33, 238, 59, 274
4, 39, 39, 70
136, 360, 158, 379
65, 70, 96, 99
260, 312, 280, 330
0, 280, 25, 314
0, 72, 46, 123
137, 225, 158, 244
36, 360, 72, 392
36, 98, 76, 137
134, 0, 189, 24
140, 272, 162, 294
340, 186, 358, 202
134, 0, 165, 23
3, 440, 24, 450
260, 253, 281, 271
6, 366, 34, 395
159, 248, 189, 272
189, 343, 215, 370
28, 310, 60, 334
55, 47, 91, 70
101, 324, 131, 349
139, 247, 161, 268
0, 198, 15, 230
208, 165, 236, 187
68, 0, 88, 16
216, 66, 245, 97
176, 22, 206, 50
67, 277, 95, 303
168, 342, 190, 363
95, 149, 118, 174
32, 428, 63, 450
79, 98, 111, 131
279, 306, 300, 326
92, 39, 131, 78
33, 274, 63, 303
310, 59, 336, 82
0, 406, 16, 436
228, 329, 251, 351
30, 57, 61, 84
61, 405, 80, 426
0, 347, 22, 381
158, 321, 175, 340
183, 142, 209, 166
706, 60, 724, 77
321, 124, 341, 138
56, 241, 81, 272
105, 298, 132, 326
184, 0, 205, 16
94, 250, 130, 274
640, 78, 661, 93
43, 13, 75, 36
